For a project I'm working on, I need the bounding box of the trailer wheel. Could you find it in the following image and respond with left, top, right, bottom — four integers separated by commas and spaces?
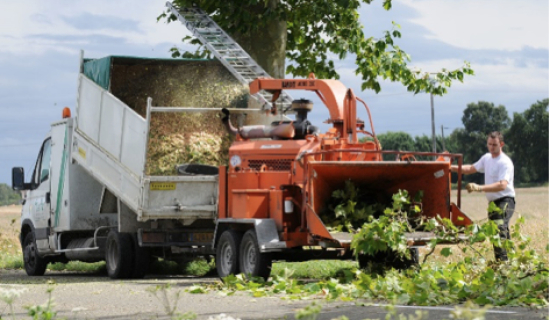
23, 232, 48, 276
239, 230, 272, 280
130, 233, 149, 279
105, 231, 133, 279
216, 230, 242, 278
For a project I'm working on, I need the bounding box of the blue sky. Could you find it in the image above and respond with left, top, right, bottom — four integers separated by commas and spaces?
0, 0, 548, 184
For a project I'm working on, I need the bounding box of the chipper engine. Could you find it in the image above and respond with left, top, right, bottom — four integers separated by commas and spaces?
213, 74, 473, 279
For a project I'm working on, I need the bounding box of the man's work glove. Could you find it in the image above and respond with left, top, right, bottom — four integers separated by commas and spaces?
466, 183, 482, 193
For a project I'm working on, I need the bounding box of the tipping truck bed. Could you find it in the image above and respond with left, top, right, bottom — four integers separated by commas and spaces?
72, 54, 286, 225
72, 58, 219, 223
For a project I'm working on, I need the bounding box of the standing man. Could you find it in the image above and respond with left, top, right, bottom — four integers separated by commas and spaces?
451, 131, 515, 261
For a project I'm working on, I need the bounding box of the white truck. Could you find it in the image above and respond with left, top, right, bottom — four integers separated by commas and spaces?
12, 52, 273, 279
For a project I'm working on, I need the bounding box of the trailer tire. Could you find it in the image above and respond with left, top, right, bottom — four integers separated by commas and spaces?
131, 233, 149, 279
105, 231, 133, 279
239, 230, 272, 280
23, 232, 48, 276
216, 230, 242, 278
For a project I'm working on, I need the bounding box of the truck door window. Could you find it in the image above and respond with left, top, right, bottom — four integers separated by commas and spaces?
32, 138, 52, 187
40, 139, 52, 183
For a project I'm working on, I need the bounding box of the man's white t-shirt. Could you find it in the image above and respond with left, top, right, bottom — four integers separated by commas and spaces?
473, 152, 515, 202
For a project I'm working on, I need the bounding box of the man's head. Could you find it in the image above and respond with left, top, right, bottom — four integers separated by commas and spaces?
487, 131, 505, 157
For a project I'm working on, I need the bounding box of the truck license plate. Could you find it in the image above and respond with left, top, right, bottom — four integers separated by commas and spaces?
193, 233, 213, 242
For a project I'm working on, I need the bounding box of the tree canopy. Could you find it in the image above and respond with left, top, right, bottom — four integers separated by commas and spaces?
507, 99, 549, 183
371, 99, 549, 185
0, 183, 21, 206
162, 0, 473, 95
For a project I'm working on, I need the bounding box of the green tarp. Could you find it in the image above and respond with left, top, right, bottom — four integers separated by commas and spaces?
82, 55, 211, 91
83, 57, 112, 90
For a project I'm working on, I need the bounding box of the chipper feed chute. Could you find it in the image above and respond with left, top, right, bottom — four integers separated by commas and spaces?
305, 160, 470, 246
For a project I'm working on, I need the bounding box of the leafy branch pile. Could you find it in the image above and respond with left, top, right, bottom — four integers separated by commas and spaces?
183, 185, 548, 306
321, 181, 423, 261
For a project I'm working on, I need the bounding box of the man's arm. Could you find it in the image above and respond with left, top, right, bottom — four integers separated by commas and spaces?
480, 180, 508, 192
450, 164, 477, 175
466, 180, 508, 193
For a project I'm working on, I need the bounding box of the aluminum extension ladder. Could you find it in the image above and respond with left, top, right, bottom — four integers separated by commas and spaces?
166, 2, 294, 112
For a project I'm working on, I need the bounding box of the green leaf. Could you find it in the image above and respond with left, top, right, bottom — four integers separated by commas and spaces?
440, 247, 452, 257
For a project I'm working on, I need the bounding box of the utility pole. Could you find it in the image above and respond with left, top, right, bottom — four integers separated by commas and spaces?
430, 91, 436, 156
441, 125, 449, 151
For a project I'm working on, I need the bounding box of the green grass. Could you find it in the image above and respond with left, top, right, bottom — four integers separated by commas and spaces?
48, 261, 106, 273
0, 253, 23, 269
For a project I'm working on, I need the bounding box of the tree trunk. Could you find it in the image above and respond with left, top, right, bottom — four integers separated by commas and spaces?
229, 0, 286, 79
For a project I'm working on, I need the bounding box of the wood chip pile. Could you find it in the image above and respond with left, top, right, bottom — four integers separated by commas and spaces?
109, 60, 249, 175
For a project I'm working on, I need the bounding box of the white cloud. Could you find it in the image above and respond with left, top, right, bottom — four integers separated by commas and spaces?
0, 0, 190, 54
409, 58, 548, 95
399, 0, 549, 50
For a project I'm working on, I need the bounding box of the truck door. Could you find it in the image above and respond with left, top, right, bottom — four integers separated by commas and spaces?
26, 138, 52, 252
49, 122, 69, 231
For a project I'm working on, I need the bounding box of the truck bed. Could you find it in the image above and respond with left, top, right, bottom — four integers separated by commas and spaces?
73, 74, 219, 222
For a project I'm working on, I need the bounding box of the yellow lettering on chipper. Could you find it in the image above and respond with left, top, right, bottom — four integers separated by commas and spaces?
78, 147, 86, 159
150, 182, 176, 191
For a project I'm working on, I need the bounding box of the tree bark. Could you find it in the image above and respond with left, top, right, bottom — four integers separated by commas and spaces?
229, 0, 286, 78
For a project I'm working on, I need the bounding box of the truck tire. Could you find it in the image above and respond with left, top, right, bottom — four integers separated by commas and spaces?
216, 230, 242, 278
131, 233, 149, 279
105, 230, 134, 279
22, 232, 48, 276
239, 230, 272, 280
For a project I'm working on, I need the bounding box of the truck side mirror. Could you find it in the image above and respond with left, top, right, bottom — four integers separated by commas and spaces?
12, 167, 26, 190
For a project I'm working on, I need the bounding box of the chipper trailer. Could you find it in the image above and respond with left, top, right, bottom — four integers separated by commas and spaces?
12, 54, 472, 279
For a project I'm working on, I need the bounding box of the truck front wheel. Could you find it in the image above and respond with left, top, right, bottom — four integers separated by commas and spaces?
216, 230, 242, 278
105, 230, 133, 279
239, 230, 272, 280
23, 232, 48, 276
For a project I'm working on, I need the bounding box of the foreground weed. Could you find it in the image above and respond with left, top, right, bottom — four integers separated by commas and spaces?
24, 281, 58, 320
294, 302, 322, 320
379, 303, 429, 320
206, 314, 241, 320
448, 301, 490, 320
146, 284, 196, 320
0, 286, 28, 320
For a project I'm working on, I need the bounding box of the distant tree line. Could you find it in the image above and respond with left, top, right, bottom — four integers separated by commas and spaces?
0, 183, 21, 206
372, 99, 549, 185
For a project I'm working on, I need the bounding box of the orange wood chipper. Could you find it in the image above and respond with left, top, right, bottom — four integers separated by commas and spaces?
213, 74, 473, 279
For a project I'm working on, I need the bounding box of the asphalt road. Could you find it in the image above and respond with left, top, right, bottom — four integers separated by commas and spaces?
0, 270, 547, 320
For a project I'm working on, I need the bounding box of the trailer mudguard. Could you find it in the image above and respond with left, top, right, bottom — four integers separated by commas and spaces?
213, 218, 286, 252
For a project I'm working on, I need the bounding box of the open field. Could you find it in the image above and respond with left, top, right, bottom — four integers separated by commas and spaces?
1, 187, 548, 273
444, 186, 549, 263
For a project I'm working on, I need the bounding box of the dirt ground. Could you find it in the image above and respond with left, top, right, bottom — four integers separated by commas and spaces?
452, 186, 549, 254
